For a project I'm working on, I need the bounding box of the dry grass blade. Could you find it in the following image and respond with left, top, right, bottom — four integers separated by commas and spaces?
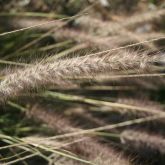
43, 91, 165, 116
29, 114, 164, 141
0, 19, 65, 36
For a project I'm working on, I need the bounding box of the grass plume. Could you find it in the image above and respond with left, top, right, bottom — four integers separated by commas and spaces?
0, 50, 161, 102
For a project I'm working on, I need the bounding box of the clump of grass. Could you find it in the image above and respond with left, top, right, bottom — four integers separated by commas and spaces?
0, 1, 165, 165
121, 130, 165, 160
116, 97, 165, 115
75, 9, 165, 36
27, 104, 132, 165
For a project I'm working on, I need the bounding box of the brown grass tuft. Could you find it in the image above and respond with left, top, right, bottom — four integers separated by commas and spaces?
0, 50, 160, 102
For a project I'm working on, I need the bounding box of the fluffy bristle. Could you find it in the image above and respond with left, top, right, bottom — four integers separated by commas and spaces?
0, 51, 160, 102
